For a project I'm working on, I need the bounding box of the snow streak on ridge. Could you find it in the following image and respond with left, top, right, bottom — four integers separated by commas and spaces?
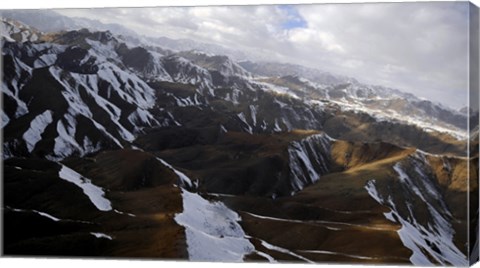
364, 154, 467, 266
22, 110, 53, 152
288, 133, 331, 192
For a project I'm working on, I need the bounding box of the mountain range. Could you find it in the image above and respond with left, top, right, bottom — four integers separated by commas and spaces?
1, 11, 478, 266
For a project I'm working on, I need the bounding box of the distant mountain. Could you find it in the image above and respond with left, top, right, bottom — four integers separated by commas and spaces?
177, 50, 252, 78
145, 35, 249, 60
239, 60, 359, 85
0, 17, 43, 42
257, 74, 468, 137
0, 10, 137, 37
0, 10, 79, 33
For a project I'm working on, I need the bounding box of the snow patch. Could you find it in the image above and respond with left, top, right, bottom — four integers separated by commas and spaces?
114, 209, 136, 217
258, 238, 314, 263
174, 95, 202, 107
273, 118, 282, 132
299, 249, 377, 261
33, 54, 57, 68
175, 190, 255, 261
220, 124, 228, 133
288, 134, 331, 192
90, 232, 113, 240
1, 110, 10, 128
58, 165, 112, 211
237, 112, 253, 134
52, 115, 82, 159
128, 107, 157, 131
156, 157, 193, 188
22, 110, 53, 153
255, 250, 277, 262
7, 206, 60, 222
249, 105, 257, 126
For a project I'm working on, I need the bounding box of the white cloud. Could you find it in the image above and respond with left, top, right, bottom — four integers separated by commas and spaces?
56, 2, 470, 108
287, 28, 345, 53
291, 2, 469, 108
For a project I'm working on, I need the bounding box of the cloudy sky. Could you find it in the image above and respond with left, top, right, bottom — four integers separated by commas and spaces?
57, 2, 471, 109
